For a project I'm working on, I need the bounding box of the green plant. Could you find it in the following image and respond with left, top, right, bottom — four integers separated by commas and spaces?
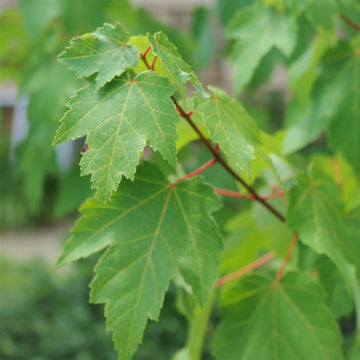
3, 0, 360, 358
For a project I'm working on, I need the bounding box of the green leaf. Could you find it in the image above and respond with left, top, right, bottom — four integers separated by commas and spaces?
148, 32, 208, 99
195, 86, 260, 176
192, 7, 215, 69
284, 39, 360, 164
289, 29, 334, 103
16, 59, 80, 213
214, 272, 344, 360
287, 168, 357, 290
16, 123, 58, 214
305, 0, 337, 32
226, 6, 297, 94
297, 245, 354, 319
195, 86, 284, 189
19, 0, 60, 41
57, 163, 223, 359
53, 71, 178, 202
58, 23, 139, 89
216, 0, 254, 26
327, 40, 360, 175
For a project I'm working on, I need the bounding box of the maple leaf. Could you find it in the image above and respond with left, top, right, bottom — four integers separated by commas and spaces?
53, 71, 178, 202
148, 32, 208, 99
195, 86, 284, 189
57, 163, 223, 359
214, 272, 344, 360
226, 6, 297, 94
58, 23, 139, 89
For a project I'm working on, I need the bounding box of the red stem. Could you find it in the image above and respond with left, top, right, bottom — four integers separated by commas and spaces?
274, 233, 299, 282
142, 45, 152, 58
173, 158, 217, 185
214, 188, 284, 200
151, 56, 158, 71
217, 252, 276, 287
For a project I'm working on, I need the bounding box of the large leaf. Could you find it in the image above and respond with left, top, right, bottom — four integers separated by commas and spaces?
53, 71, 178, 202
148, 32, 208, 99
58, 23, 139, 89
226, 6, 297, 94
287, 168, 357, 290
214, 272, 344, 360
57, 163, 223, 359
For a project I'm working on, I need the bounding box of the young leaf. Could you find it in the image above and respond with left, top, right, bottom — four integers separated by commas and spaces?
195, 86, 259, 176
148, 32, 208, 99
53, 71, 178, 202
287, 168, 357, 290
58, 23, 139, 89
226, 6, 297, 94
57, 163, 223, 359
195, 86, 284, 190
214, 272, 344, 360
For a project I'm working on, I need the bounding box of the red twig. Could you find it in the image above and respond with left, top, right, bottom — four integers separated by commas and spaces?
214, 188, 284, 201
173, 158, 217, 185
217, 252, 276, 287
151, 56, 158, 71
274, 233, 299, 282
142, 45, 152, 58
140, 46, 152, 69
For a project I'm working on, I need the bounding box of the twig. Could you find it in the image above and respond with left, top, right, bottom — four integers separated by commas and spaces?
274, 233, 299, 282
217, 252, 276, 287
151, 56, 158, 71
173, 158, 217, 185
214, 188, 284, 201
339, 14, 360, 32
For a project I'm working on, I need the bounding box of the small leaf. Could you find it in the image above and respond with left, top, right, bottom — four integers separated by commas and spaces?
195, 86, 284, 190
53, 71, 178, 202
58, 23, 139, 89
214, 272, 344, 360
195, 86, 260, 176
226, 6, 297, 94
148, 32, 208, 99
57, 163, 223, 359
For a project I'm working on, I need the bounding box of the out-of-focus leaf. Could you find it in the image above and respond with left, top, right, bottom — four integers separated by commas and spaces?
214, 272, 344, 360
